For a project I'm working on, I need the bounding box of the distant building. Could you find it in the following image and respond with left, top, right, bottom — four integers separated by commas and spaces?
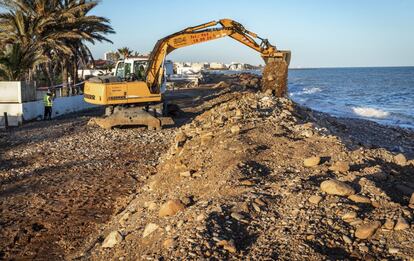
174, 62, 207, 74
209, 62, 227, 70
104, 51, 119, 62
228, 62, 245, 70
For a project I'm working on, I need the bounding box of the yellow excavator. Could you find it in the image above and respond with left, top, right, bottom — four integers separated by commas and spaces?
84, 19, 291, 129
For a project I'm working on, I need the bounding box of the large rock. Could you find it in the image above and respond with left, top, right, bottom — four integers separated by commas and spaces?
304, 157, 321, 167
159, 200, 185, 217
355, 221, 381, 239
102, 230, 123, 248
409, 193, 414, 209
143, 223, 159, 238
394, 217, 410, 231
348, 194, 371, 204
394, 153, 407, 166
341, 211, 357, 222
308, 195, 323, 205
320, 179, 355, 196
329, 161, 350, 173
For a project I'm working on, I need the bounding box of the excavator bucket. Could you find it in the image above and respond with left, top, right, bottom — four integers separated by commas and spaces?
261, 51, 291, 97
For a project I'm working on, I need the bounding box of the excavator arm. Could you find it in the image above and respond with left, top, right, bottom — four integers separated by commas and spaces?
146, 19, 291, 93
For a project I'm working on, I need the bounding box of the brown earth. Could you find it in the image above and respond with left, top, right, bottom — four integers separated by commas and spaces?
1, 74, 414, 260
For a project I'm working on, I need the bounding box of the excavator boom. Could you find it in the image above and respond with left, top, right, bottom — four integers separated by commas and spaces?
146, 19, 290, 93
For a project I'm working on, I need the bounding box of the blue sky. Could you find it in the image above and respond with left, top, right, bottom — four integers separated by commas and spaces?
90, 0, 414, 68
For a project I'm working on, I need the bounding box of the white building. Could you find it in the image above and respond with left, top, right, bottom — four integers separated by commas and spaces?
209, 62, 227, 70
104, 51, 119, 62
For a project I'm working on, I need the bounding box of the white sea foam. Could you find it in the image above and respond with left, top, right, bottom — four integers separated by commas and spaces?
302, 87, 322, 94
290, 87, 322, 97
352, 107, 390, 118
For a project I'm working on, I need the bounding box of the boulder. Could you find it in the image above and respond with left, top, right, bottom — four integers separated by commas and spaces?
217, 240, 237, 253
304, 156, 321, 167
409, 193, 414, 209
143, 223, 159, 238
329, 161, 350, 173
159, 200, 185, 217
355, 221, 381, 239
348, 195, 371, 204
394, 217, 410, 231
320, 179, 355, 196
383, 219, 395, 230
394, 153, 407, 166
308, 195, 323, 205
163, 238, 175, 249
102, 230, 123, 248
342, 211, 357, 221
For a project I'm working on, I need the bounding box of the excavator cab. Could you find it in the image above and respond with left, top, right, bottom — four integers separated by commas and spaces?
115, 58, 148, 81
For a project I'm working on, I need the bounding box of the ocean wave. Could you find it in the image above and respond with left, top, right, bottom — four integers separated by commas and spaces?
302, 87, 322, 94
290, 87, 322, 96
352, 107, 390, 118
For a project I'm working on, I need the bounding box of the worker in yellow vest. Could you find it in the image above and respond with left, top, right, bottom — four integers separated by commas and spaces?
43, 90, 54, 120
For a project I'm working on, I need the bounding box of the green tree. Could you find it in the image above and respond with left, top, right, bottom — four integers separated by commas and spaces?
0, 0, 114, 95
0, 43, 45, 81
117, 47, 133, 59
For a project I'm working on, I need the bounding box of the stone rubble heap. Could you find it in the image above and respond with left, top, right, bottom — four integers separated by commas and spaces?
86, 82, 414, 260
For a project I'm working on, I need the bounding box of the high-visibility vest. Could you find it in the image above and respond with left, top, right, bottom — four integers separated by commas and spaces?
43, 94, 53, 107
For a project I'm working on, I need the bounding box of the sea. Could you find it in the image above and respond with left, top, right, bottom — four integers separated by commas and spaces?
206, 66, 414, 129
288, 67, 414, 129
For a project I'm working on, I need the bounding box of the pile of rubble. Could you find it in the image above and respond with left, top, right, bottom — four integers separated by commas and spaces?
84, 85, 414, 260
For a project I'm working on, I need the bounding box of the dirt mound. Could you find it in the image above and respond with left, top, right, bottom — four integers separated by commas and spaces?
84, 87, 414, 260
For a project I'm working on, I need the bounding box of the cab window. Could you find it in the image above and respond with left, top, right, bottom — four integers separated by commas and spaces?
115, 62, 125, 78
115, 62, 131, 78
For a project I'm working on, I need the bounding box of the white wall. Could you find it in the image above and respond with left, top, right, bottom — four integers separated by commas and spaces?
0, 95, 98, 127
0, 103, 23, 126
0, 81, 22, 103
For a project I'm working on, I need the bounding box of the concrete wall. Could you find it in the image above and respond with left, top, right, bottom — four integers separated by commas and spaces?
0, 95, 98, 128
0, 103, 23, 126
0, 81, 36, 103
0, 81, 22, 103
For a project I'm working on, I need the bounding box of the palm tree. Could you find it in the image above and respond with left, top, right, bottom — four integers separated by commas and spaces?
0, 0, 114, 95
0, 43, 45, 80
117, 47, 133, 59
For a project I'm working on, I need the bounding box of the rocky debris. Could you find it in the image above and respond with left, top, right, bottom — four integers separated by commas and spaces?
159, 200, 186, 217
303, 156, 321, 167
355, 221, 381, 239
3, 76, 414, 260
102, 231, 123, 248
320, 179, 356, 196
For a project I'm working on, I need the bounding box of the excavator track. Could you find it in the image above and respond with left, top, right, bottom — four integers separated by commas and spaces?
90, 104, 174, 130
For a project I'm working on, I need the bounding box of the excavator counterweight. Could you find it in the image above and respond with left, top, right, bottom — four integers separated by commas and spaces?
84, 19, 291, 129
